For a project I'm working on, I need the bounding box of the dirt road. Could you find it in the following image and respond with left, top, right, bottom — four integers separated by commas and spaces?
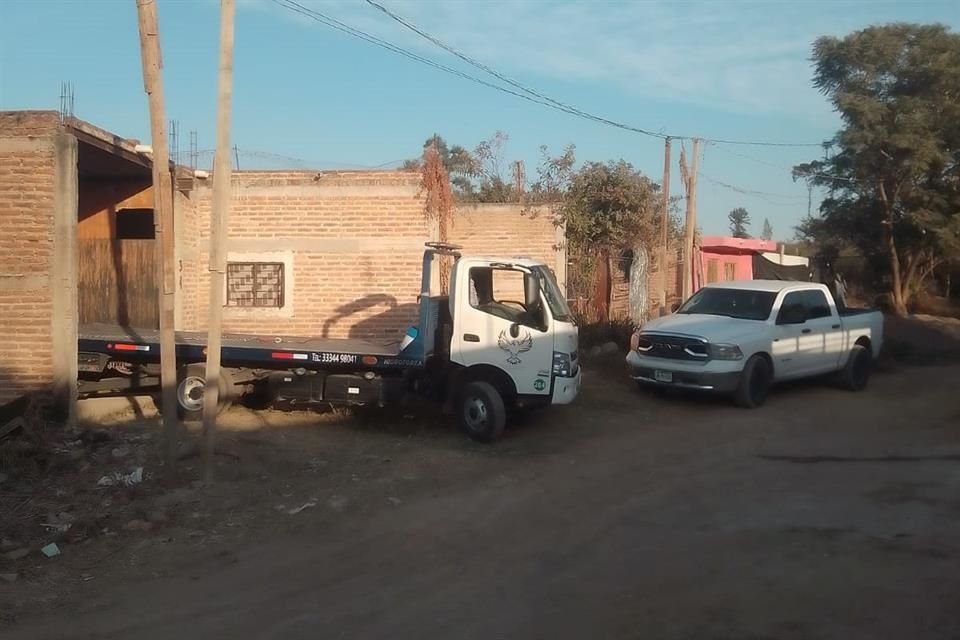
4, 359, 960, 640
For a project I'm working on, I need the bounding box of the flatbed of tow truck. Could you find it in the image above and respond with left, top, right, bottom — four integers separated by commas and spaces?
78, 323, 423, 373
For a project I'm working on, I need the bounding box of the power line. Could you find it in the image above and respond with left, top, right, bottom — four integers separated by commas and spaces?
363, 0, 823, 148
699, 172, 810, 205
269, 0, 821, 148
707, 141, 865, 185
267, 0, 624, 130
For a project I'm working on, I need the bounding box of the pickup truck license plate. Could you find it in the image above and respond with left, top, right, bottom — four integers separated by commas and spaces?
654, 370, 673, 383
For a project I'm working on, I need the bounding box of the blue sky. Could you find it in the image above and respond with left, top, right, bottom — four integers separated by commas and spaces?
1, 0, 957, 237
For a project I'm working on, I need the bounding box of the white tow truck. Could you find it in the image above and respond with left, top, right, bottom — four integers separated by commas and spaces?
78, 243, 581, 442
626, 280, 884, 407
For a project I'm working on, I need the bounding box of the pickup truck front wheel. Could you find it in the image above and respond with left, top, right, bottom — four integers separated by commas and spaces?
735, 355, 772, 409
839, 345, 871, 391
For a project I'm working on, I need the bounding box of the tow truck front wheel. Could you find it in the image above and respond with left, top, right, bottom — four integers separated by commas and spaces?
458, 381, 506, 443
176, 364, 233, 421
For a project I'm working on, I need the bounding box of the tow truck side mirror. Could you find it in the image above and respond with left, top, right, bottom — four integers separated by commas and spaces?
670, 302, 680, 313
510, 323, 521, 338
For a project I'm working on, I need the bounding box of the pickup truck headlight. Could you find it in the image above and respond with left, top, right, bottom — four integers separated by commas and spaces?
553, 351, 573, 377
708, 343, 744, 360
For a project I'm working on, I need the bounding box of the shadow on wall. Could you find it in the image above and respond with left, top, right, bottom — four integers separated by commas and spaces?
321, 294, 419, 341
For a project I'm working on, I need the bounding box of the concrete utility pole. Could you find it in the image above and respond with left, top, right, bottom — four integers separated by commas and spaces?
681, 138, 700, 299
202, 0, 236, 483
136, 0, 179, 474
659, 137, 671, 313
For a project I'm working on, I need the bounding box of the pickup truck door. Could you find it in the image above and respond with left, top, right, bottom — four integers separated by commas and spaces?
797, 288, 846, 374
772, 291, 808, 380
451, 265, 554, 397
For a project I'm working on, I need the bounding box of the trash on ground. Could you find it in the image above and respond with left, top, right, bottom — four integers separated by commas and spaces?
0, 572, 18, 584
40, 543, 61, 558
111, 446, 131, 459
80, 573, 95, 582
97, 467, 144, 488
287, 502, 317, 515
387, 496, 402, 506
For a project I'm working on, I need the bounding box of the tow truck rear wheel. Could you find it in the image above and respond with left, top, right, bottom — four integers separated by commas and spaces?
457, 381, 506, 443
176, 364, 233, 422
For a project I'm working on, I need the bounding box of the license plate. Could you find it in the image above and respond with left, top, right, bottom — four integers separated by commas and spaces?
654, 370, 673, 383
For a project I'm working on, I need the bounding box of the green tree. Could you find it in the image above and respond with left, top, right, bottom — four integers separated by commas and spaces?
560, 160, 659, 253
528, 144, 576, 204
405, 134, 479, 197
728, 207, 752, 238
761, 218, 774, 241
793, 23, 960, 315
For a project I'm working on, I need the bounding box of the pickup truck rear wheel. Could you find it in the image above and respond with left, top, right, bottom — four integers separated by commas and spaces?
458, 381, 506, 443
735, 355, 771, 409
176, 364, 233, 422
839, 345, 871, 391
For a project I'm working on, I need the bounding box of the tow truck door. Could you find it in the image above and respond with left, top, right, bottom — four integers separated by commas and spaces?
451, 263, 554, 396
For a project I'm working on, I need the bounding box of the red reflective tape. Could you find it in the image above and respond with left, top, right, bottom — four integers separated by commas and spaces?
272, 352, 308, 361
114, 343, 149, 352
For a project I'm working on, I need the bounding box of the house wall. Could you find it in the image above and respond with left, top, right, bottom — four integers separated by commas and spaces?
700, 250, 754, 285
0, 111, 77, 420
183, 175, 565, 341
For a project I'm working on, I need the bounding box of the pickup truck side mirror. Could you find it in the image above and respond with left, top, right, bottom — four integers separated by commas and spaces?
777, 305, 807, 325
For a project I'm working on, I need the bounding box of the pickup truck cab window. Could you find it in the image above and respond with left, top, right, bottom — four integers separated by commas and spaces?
677, 287, 776, 321
776, 292, 808, 325
802, 289, 832, 319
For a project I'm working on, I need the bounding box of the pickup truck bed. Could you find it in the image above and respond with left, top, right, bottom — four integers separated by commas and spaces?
79, 324, 413, 372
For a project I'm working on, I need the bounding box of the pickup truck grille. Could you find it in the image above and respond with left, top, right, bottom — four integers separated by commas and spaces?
636, 333, 709, 361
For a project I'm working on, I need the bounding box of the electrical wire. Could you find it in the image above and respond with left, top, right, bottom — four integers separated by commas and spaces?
698, 172, 810, 203
363, 0, 823, 148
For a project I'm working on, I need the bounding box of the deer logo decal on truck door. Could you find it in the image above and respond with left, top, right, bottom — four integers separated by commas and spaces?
498, 330, 533, 365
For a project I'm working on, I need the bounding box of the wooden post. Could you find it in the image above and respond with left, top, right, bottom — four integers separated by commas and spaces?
682, 138, 700, 299
136, 0, 180, 474
202, 0, 236, 483
659, 137, 671, 313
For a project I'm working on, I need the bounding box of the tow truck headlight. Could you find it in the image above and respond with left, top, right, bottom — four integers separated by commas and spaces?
553, 351, 573, 377
708, 343, 744, 360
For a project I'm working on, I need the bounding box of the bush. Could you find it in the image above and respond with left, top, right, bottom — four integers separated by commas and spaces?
577, 318, 636, 351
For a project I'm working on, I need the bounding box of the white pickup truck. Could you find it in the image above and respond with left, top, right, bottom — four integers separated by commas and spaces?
626, 280, 884, 407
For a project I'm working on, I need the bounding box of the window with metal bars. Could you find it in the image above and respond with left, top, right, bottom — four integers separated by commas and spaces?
226, 262, 284, 308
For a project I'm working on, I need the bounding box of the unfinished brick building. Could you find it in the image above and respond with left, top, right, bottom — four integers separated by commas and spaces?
0, 111, 565, 419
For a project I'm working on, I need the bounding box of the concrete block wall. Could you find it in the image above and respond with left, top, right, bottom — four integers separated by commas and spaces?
0, 111, 77, 417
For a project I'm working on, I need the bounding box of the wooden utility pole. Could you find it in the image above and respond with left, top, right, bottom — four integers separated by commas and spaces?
202, 0, 236, 483
659, 137, 671, 313
681, 138, 700, 299
136, 0, 179, 474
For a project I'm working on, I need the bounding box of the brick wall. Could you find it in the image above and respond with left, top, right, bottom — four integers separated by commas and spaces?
449, 203, 564, 301
0, 112, 60, 406
186, 171, 429, 341
183, 179, 566, 341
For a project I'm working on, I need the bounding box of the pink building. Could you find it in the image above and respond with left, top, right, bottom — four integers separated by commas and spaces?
694, 236, 778, 289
